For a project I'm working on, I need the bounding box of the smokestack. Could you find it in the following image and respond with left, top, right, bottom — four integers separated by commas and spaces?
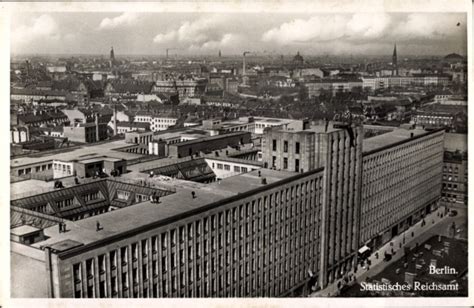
95, 113, 100, 142
113, 104, 117, 136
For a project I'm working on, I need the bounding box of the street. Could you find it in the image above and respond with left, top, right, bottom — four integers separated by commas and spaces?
311, 204, 467, 297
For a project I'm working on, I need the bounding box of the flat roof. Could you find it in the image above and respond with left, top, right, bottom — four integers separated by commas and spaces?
11, 225, 41, 236
171, 131, 250, 146
204, 156, 263, 167
274, 122, 343, 134
444, 133, 467, 152
363, 128, 440, 153
32, 169, 300, 250
11, 140, 143, 168
11, 179, 58, 200
79, 157, 106, 164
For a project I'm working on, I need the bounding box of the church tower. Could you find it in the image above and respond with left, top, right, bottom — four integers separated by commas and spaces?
392, 44, 398, 76
110, 46, 115, 69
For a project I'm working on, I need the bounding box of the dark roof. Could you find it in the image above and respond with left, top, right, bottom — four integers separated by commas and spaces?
11, 88, 67, 97
106, 80, 154, 94
17, 112, 68, 124
444, 53, 464, 60
52, 78, 84, 92
117, 121, 150, 129
144, 158, 215, 183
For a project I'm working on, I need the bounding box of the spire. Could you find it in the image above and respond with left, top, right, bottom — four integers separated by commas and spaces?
110, 46, 115, 61
392, 44, 398, 76
110, 46, 115, 70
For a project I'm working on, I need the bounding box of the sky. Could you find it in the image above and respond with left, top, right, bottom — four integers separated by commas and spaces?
10, 12, 467, 57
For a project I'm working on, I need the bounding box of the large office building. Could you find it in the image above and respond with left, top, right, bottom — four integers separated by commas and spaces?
359, 128, 445, 248
262, 120, 364, 286
11, 120, 446, 298
12, 168, 325, 298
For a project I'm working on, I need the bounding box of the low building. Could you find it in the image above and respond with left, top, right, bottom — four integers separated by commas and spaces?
63, 122, 108, 143
116, 122, 150, 134
168, 131, 252, 158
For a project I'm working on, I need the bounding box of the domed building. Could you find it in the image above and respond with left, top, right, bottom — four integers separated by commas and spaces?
293, 51, 304, 67
443, 53, 465, 63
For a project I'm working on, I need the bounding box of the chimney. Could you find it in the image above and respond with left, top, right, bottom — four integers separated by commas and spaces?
113, 104, 117, 136
95, 113, 100, 142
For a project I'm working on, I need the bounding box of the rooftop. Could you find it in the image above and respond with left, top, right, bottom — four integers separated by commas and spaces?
363, 128, 439, 154
11, 225, 41, 236
31, 169, 299, 250
11, 139, 143, 168
444, 133, 467, 153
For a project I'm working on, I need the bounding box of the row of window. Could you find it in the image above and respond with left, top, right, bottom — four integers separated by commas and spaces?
71, 175, 324, 298
213, 162, 256, 173
17, 163, 53, 176
272, 139, 300, 154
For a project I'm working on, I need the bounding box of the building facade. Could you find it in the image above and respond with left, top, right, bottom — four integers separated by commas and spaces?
360, 129, 444, 248
15, 169, 326, 298
262, 122, 364, 286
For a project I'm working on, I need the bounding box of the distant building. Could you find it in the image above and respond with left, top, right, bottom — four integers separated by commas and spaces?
116, 121, 150, 134
63, 121, 108, 143
441, 133, 467, 207
362, 74, 451, 91
134, 111, 178, 132
10, 88, 67, 103
413, 104, 467, 133
304, 78, 363, 97
153, 79, 207, 98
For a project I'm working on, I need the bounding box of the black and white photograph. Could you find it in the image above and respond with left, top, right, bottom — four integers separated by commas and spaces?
2, 0, 471, 306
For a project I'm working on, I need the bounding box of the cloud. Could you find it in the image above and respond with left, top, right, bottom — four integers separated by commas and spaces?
346, 13, 391, 38
153, 15, 235, 49
262, 14, 391, 44
12, 14, 60, 47
262, 13, 464, 48
192, 33, 243, 50
99, 13, 138, 30
153, 30, 177, 43
392, 13, 462, 40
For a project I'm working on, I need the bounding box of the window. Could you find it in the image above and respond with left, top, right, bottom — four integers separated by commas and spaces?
224, 164, 230, 171
135, 194, 148, 203
152, 236, 158, 253
73, 263, 82, 283
171, 229, 177, 246
241, 167, 248, 173
98, 254, 106, 274
143, 264, 148, 281
283, 141, 288, 153
161, 233, 167, 250
117, 190, 130, 201
142, 239, 148, 257
179, 226, 185, 242
283, 158, 288, 169
121, 247, 128, 265
86, 259, 94, 279
295, 142, 300, 154
234, 166, 241, 172
272, 139, 277, 151
217, 163, 223, 169
295, 159, 300, 172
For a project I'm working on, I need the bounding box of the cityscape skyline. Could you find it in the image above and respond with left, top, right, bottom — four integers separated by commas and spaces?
11, 12, 467, 56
